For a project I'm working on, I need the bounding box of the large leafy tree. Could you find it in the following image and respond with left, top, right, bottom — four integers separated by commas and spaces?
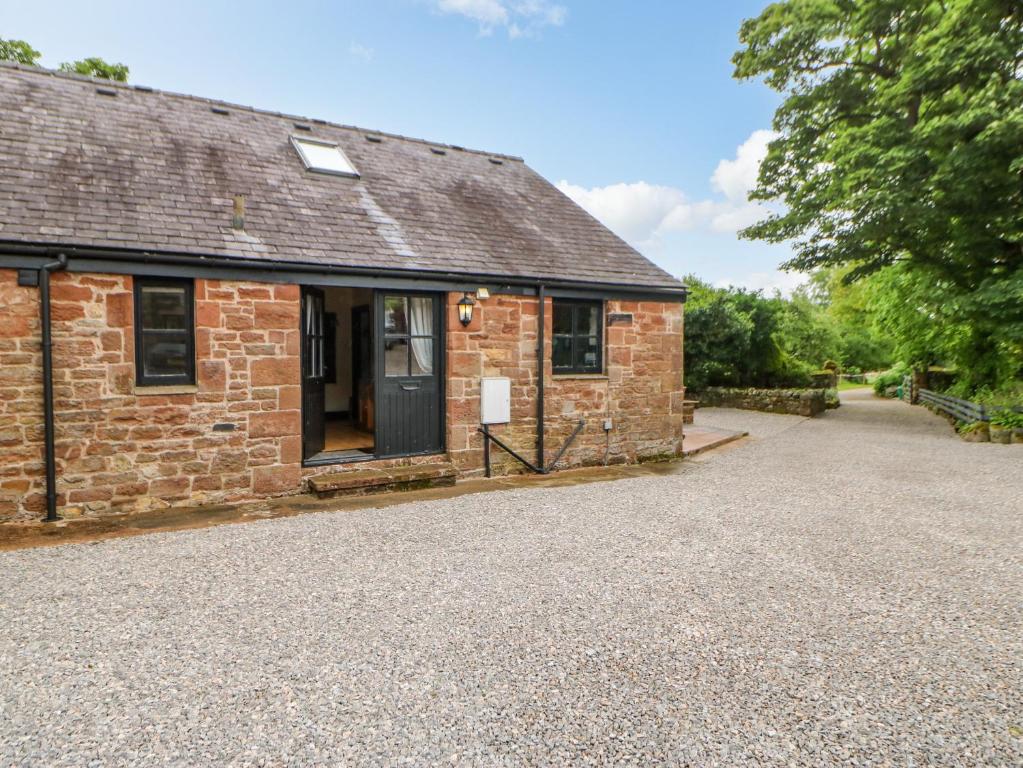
735, 0, 1022, 281
734, 1, 1023, 387
682, 276, 818, 391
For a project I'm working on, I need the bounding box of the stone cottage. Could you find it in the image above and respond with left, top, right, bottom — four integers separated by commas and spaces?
0, 63, 686, 522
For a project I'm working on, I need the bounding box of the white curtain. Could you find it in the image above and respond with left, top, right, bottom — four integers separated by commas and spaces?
409, 297, 433, 374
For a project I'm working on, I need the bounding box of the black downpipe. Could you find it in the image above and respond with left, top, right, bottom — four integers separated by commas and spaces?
537, 283, 546, 472
40, 253, 68, 522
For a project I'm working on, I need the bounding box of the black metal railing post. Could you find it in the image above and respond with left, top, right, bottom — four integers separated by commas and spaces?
478, 419, 585, 477
483, 424, 492, 478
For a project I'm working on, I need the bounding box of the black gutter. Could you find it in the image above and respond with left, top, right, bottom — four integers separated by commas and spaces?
0, 241, 687, 301
39, 253, 68, 522
537, 283, 546, 470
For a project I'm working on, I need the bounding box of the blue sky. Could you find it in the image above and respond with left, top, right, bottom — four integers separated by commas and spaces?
2, 0, 801, 292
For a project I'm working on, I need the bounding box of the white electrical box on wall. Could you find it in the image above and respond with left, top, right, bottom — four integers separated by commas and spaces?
480, 377, 511, 424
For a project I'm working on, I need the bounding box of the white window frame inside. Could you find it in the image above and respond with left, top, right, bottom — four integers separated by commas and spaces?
290, 135, 360, 178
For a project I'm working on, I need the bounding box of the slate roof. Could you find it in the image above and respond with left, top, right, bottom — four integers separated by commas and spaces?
0, 64, 683, 291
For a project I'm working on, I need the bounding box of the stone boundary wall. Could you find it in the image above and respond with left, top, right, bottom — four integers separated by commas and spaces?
699, 387, 826, 418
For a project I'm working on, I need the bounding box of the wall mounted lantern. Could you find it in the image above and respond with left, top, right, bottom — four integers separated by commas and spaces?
457, 292, 475, 327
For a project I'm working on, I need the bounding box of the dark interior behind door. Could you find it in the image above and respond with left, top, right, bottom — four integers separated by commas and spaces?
375, 292, 444, 458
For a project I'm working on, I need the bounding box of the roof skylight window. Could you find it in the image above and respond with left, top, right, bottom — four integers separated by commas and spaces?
290, 136, 359, 177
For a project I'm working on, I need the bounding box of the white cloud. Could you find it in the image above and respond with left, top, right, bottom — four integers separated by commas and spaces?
349, 42, 375, 62
711, 129, 776, 202
434, 0, 566, 37
555, 181, 687, 244
556, 129, 778, 247
556, 129, 794, 292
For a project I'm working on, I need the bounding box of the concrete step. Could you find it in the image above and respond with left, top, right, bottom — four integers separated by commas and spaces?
681, 426, 748, 457
308, 462, 457, 499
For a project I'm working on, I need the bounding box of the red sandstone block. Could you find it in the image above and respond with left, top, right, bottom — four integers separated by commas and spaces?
249, 410, 300, 438
149, 477, 191, 499
278, 385, 301, 410
221, 472, 252, 490
275, 284, 299, 301
225, 313, 254, 331
51, 302, 86, 322
243, 344, 276, 357
51, 282, 93, 302
114, 482, 150, 498
195, 328, 212, 359
106, 293, 132, 328
22, 492, 67, 513
69, 487, 113, 503
280, 435, 302, 464
195, 301, 221, 328
238, 286, 273, 300
252, 464, 301, 495
128, 425, 164, 440
99, 331, 123, 352
192, 475, 222, 492
609, 347, 632, 366
250, 357, 298, 387
254, 302, 297, 329
228, 401, 263, 413
199, 360, 226, 391
449, 351, 481, 377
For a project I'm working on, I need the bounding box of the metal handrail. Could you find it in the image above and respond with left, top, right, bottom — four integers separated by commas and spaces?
479, 420, 586, 478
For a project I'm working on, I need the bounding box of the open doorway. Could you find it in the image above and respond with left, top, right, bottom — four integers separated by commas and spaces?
302, 286, 375, 463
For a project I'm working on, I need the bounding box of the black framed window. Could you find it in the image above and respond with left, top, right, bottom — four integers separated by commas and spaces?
133, 277, 195, 386
552, 299, 603, 374
383, 295, 435, 377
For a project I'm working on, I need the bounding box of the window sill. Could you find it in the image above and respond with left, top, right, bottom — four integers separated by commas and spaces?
134, 384, 198, 396
552, 373, 609, 381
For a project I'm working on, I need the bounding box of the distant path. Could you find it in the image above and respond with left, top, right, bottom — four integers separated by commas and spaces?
2, 389, 1021, 765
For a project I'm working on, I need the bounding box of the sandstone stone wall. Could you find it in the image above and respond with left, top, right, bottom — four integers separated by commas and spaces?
1, 268, 685, 520
699, 387, 826, 417
0, 270, 302, 521
446, 294, 685, 475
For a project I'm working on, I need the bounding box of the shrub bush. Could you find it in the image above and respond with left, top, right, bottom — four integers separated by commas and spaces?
873, 362, 910, 396
989, 409, 1023, 429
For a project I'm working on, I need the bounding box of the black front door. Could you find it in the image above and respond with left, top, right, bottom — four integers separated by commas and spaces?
375, 292, 444, 458
301, 287, 326, 459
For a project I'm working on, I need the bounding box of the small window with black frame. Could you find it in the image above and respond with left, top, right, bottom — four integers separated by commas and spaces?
552, 299, 604, 374
134, 277, 195, 386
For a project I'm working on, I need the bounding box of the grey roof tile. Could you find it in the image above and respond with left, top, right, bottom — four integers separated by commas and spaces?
0, 63, 682, 290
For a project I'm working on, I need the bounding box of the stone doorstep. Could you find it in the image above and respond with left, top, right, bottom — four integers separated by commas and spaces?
308, 462, 458, 498
681, 426, 749, 457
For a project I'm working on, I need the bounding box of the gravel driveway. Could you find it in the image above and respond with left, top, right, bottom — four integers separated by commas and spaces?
2, 390, 1021, 766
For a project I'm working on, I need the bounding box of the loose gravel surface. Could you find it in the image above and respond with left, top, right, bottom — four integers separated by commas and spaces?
2, 391, 1021, 766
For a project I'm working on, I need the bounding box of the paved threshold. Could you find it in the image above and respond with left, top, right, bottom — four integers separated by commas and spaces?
682, 424, 749, 456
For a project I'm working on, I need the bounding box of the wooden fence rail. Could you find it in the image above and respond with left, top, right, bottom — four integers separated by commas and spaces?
915, 387, 1023, 423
